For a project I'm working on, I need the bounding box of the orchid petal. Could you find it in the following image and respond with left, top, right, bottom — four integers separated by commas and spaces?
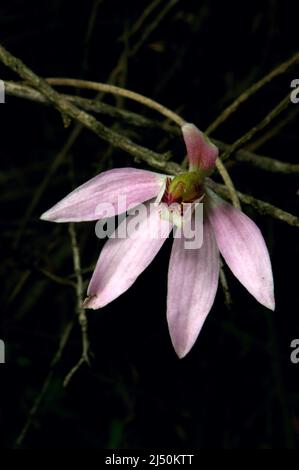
208, 190, 275, 310
167, 217, 220, 358
84, 203, 172, 309
182, 123, 218, 171
41, 168, 164, 222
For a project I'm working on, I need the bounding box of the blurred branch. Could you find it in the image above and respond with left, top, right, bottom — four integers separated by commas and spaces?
245, 106, 299, 152
219, 93, 291, 162
13, 125, 82, 248
81, 0, 103, 73
15, 320, 75, 447
206, 51, 299, 134
129, 0, 180, 56
126, 0, 165, 37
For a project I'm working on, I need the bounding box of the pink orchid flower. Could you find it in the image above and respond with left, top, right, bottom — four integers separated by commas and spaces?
41, 123, 275, 358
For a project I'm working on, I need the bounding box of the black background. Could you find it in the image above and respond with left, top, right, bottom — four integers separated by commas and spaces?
0, 0, 299, 449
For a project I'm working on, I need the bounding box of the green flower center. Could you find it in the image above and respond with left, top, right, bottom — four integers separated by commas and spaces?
162, 171, 204, 205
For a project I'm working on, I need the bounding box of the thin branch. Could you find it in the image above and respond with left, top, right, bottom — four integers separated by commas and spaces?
64, 223, 90, 388
219, 261, 232, 309
5, 80, 161, 129
220, 94, 291, 162
38, 267, 76, 288
46, 77, 186, 126
206, 51, 299, 134
233, 149, 299, 174
0, 44, 172, 167
215, 139, 299, 174
215, 159, 241, 209
209, 180, 299, 228
63, 356, 86, 388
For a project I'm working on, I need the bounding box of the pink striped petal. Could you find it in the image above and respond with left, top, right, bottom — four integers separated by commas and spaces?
41, 168, 164, 222
208, 191, 275, 310
167, 218, 220, 358
182, 123, 218, 172
84, 203, 172, 309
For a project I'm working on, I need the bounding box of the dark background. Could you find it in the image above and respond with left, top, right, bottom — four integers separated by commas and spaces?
0, 0, 299, 449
